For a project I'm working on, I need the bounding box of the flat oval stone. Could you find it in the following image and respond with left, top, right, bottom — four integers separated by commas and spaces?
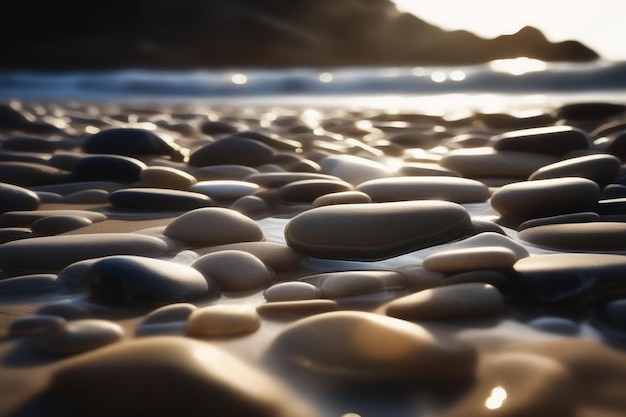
396, 162, 461, 177
518, 222, 626, 251
0, 209, 107, 227
0, 227, 32, 243
51, 336, 318, 417
517, 211, 600, 232
513, 253, 626, 302
8, 314, 66, 337
109, 188, 215, 211
528, 153, 620, 186
490, 177, 600, 221
278, 179, 353, 203
356, 176, 490, 203
312, 190, 372, 207
190, 180, 260, 201
422, 246, 519, 273
442, 232, 530, 259
257, 299, 338, 317
319, 154, 394, 185
88, 255, 212, 305
188, 136, 276, 167
527, 317, 579, 335
31, 215, 93, 236
61, 189, 110, 204
0, 274, 60, 296
2, 136, 75, 153
382, 283, 505, 320
83, 128, 184, 161
187, 305, 261, 337
192, 250, 274, 291
37, 319, 124, 355
492, 125, 590, 156
0, 161, 70, 187
164, 207, 263, 246
264, 282, 321, 302
300, 270, 406, 299
195, 242, 302, 273
230, 195, 270, 217
246, 172, 341, 188
266, 311, 477, 384
284, 201, 474, 261
142, 303, 198, 325
440, 148, 556, 178
140, 166, 197, 189
194, 164, 260, 180
72, 155, 147, 183
0, 182, 40, 213
0, 233, 169, 272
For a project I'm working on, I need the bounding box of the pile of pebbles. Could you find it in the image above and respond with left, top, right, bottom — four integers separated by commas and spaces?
2, 99, 626, 416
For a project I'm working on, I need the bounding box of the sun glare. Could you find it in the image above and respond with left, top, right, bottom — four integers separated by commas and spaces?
485, 386, 508, 410
230, 73, 248, 85
489, 57, 548, 75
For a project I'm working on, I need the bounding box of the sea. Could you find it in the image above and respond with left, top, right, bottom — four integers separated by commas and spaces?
2, 58, 626, 113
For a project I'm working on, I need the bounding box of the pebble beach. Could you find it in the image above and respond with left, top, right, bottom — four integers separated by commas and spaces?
2, 74, 626, 416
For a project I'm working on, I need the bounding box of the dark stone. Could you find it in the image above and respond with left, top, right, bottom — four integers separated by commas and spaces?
0, 182, 40, 213
278, 179, 353, 203
109, 188, 214, 211
83, 128, 185, 162
557, 102, 626, 121
72, 155, 147, 183
2, 136, 76, 153
188, 136, 276, 167
492, 125, 590, 156
0, 162, 71, 187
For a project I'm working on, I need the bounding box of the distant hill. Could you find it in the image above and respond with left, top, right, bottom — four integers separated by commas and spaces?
0, 0, 599, 70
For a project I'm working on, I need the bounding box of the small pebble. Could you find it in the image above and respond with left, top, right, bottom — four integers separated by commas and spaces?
186, 305, 261, 337
37, 319, 124, 355
192, 250, 274, 291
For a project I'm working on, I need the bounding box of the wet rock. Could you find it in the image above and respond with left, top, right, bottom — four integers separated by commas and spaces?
187, 305, 261, 337
190, 180, 260, 201
440, 148, 556, 179
0, 182, 41, 213
422, 246, 519, 273
278, 179, 354, 203
264, 282, 321, 302
109, 188, 214, 211
8, 314, 66, 337
188, 136, 276, 167
300, 270, 406, 299
83, 128, 184, 161
311, 190, 372, 207
528, 153, 620, 186
492, 125, 590, 156
37, 319, 124, 355
31, 215, 93, 236
192, 250, 274, 291
72, 155, 147, 183
140, 166, 197, 189
519, 222, 626, 251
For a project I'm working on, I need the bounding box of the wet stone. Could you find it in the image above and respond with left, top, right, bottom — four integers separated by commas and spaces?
88, 255, 213, 305
1, 136, 75, 153
395, 162, 461, 177
83, 128, 184, 161
246, 172, 342, 188
264, 282, 322, 302
0, 274, 60, 297
0, 233, 169, 272
422, 246, 519, 273
490, 177, 600, 222
0, 227, 33, 244
61, 189, 110, 204
187, 305, 261, 337
230, 195, 270, 217
190, 180, 260, 201
440, 148, 556, 179
194, 164, 259, 180
7, 314, 66, 337
164, 207, 264, 246
527, 317, 579, 335
192, 250, 274, 292
278, 179, 354, 203
50, 336, 318, 417
109, 188, 215, 211
195, 241, 303, 273
311, 190, 372, 207
266, 311, 477, 384
513, 253, 626, 302
257, 299, 339, 317
300, 270, 406, 299
140, 166, 197, 190
31, 215, 93, 236
528, 153, 620, 187
37, 319, 124, 355
517, 211, 600, 232
491, 125, 591, 156
519, 222, 626, 251
141, 303, 198, 325
319, 154, 394, 185
72, 155, 147, 183
382, 283, 505, 320
285, 200, 474, 261
0, 161, 70, 187
0, 182, 40, 213
188, 136, 277, 167
356, 176, 490, 203
0, 209, 107, 227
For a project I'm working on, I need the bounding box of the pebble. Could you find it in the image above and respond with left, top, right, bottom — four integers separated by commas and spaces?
188, 136, 277, 167
382, 283, 505, 320
195, 241, 303, 273
187, 305, 261, 337
264, 282, 321, 302
257, 299, 339, 317
300, 270, 406, 299
230, 195, 269, 217
528, 153, 620, 186
7, 314, 66, 337
278, 179, 354, 203
0, 161, 70, 187
422, 246, 519, 273
266, 311, 477, 384
164, 207, 264, 246
83, 127, 184, 161
0, 182, 40, 213
246, 172, 341, 188
31, 215, 93, 236
141, 303, 198, 325
0, 209, 107, 227
517, 211, 600, 232
140, 166, 197, 189
490, 177, 600, 222
518, 222, 626, 251
109, 188, 215, 211
356, 176, 490, 203
72, 155, 147, 183
311, 190, 371, 207
61, 189, 110, 204
513, 253, 626, 302
285, 200, 474, 261
37, 319, 124, 355
0, 227, 32, 243
440, 148, 556, 179
192, 250, 274, 291
0, 233, 169, 272
190, 180, 260, 201
527, 317, 579, 335
2, 136, 75, 153
0, 274, 60, 296
318, 154, 394, 184
491, 125, 590, 156
194, 164, 260, 180
87, 255, 213, 304
51, 336, 318, 417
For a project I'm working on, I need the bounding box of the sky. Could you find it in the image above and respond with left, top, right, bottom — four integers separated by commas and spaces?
392, 0, 625, 61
